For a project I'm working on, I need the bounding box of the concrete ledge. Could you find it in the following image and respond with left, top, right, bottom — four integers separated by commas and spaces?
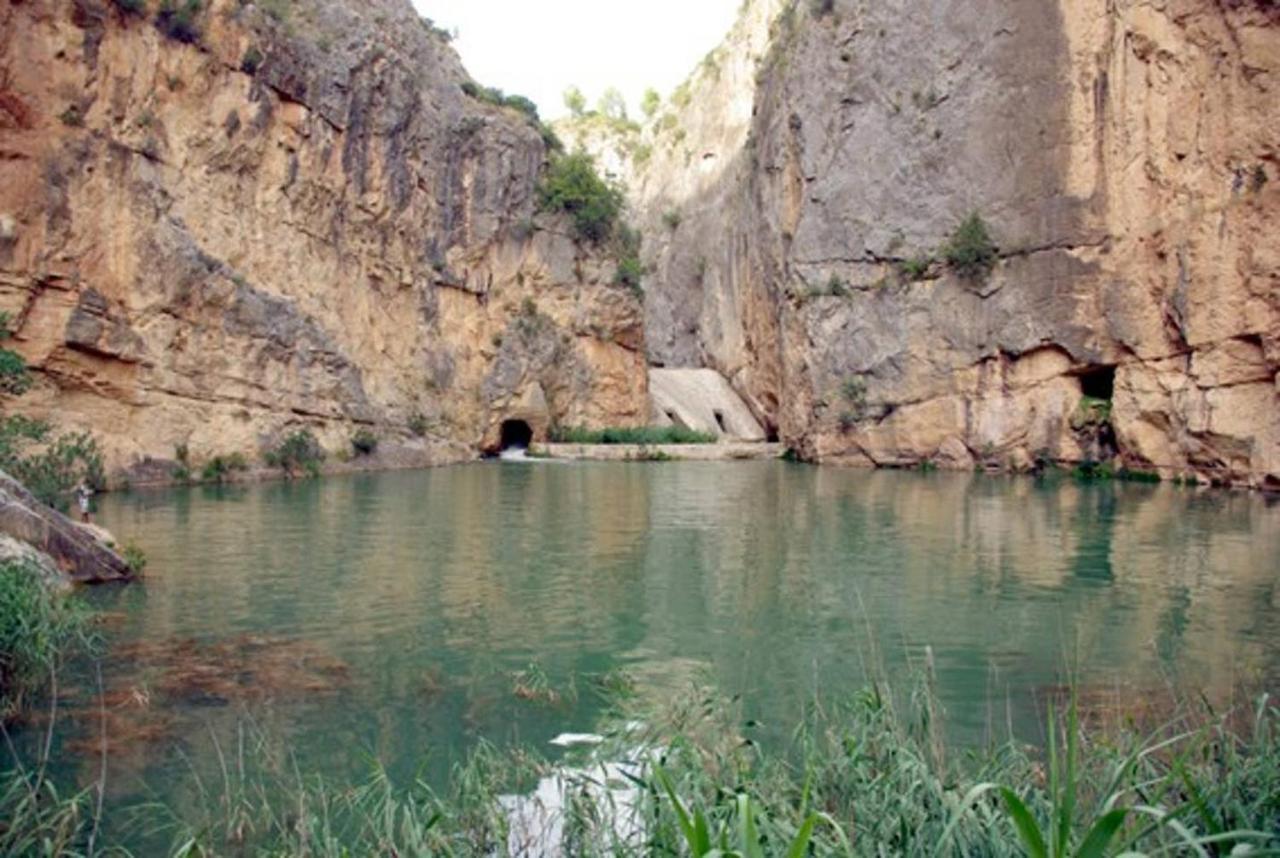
532, 442, 786, 461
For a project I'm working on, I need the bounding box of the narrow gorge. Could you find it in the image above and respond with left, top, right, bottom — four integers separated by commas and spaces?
565, 0, 1280, 489
1, 3, 1279, 855
1, 0, 1277, 488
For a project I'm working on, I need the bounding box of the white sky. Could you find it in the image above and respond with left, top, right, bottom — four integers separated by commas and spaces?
412, 0, 742, 120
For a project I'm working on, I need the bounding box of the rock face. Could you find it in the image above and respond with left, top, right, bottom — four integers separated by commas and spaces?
614, 0, 1279, 488
0, 470, 133, 583
2, 0, 1276, 489
0, 0, 648, 481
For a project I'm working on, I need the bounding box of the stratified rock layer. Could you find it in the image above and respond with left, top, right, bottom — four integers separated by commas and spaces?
0, 0, 647, 480
632, 0, 1278, 488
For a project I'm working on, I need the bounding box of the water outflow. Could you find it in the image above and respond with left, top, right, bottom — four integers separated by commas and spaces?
499, 446, 529, 461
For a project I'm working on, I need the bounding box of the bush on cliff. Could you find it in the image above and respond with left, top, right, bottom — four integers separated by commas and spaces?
156, 0, 203, 44
612, 224, 644, 296
536, 151, 625, 245
264, 430, 325, 478
200, 452, 249, 484
0, 422, 105, 512
943, 212, 998, 279
0, 314, 104, 511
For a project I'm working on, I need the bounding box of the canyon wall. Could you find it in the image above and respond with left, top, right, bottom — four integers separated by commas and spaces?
2, 0, 1276, 488
0, 0, 648, 481
629, 0, 1278, 487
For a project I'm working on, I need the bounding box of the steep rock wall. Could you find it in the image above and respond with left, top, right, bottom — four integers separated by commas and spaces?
0, 0, 648, 481
635, 0, 1278, 487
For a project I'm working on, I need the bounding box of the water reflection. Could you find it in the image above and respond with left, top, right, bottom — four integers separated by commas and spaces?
52, 463, 1278, 818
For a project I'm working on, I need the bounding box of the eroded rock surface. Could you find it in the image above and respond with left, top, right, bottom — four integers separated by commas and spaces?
0, 0, 648, 481
594, 0, 1279, 488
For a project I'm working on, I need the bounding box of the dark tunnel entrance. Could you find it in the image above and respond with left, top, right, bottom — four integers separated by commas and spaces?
499, 419, 533, 451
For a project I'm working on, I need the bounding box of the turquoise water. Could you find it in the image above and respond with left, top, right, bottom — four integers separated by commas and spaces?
25, 461, 1280, 833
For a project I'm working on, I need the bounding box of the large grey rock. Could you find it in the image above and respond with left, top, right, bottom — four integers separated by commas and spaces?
0, 471, 133, 584
620, 0, 1280, 487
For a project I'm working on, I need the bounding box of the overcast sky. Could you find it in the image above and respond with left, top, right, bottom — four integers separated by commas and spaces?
412, 0, 741, 120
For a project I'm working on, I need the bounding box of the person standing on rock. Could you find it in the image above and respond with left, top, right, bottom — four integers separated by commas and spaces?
75, 481, 93, 523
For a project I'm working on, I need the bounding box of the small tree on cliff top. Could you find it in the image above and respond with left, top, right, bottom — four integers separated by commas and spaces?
536, 151, 625, 244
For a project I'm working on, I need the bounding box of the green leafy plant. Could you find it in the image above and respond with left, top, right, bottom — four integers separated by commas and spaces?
0, 312, 31, 396
121, 540, 148, 574
111, 0, 147, 14
0, 314, 104, 510
407, 413, 430, 437
263, 430, 325, 478
563, 85, 587, 117
898, 254, 933, 281
548, 426, 716, 445
943, 212, 998, 279
460, 81, 557, 148
156, 0, 202, 44
259, 0, 290, 23
662, 209, 682, 230
612, 224, 644, 297
57, 105, 84, 127
536, 151, 625, 244
0, 560, 90, 720
200, 452, 248, 484
641, 87, 661, 119
172, 442, 192, 482
0, 420, 104, 511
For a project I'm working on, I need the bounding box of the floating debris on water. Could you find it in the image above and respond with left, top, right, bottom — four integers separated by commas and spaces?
548, 732, 604, 747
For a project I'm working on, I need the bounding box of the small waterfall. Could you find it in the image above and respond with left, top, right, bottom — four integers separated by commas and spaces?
499, 446, 529, 461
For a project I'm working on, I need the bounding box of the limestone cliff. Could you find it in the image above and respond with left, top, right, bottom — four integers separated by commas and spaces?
0, 0, 648, 481
625, 0, 1278, 488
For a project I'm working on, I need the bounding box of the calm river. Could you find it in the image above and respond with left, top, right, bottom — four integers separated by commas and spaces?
25, 460, 1280, 841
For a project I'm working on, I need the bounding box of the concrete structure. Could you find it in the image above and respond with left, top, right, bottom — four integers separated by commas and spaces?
648, 369, 767, 441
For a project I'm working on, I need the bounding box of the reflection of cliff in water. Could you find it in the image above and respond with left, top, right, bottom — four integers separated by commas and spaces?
87, 465, 1280, 776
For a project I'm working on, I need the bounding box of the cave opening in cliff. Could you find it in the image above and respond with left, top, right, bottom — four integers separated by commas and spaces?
499, 420, 533, 451
1078, 365, 1116, 401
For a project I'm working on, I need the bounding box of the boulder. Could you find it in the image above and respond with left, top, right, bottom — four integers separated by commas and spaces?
0, 471, 134, 583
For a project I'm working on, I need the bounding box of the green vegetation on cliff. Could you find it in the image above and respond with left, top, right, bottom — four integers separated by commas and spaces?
549, 425, 717, 445
537, 151, 645, 294
536, 151, 625, 244
264, 430, 325, 478
943, 212, 999, 280
0, 314, 104, 511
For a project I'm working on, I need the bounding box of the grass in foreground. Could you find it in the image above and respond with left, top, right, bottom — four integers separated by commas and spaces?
549, 426, 718, 445
3, 675, 1277, 856
0, 560, 92, 722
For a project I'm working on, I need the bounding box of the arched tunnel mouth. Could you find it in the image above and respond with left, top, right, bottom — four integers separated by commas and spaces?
499, 419, 533, 451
